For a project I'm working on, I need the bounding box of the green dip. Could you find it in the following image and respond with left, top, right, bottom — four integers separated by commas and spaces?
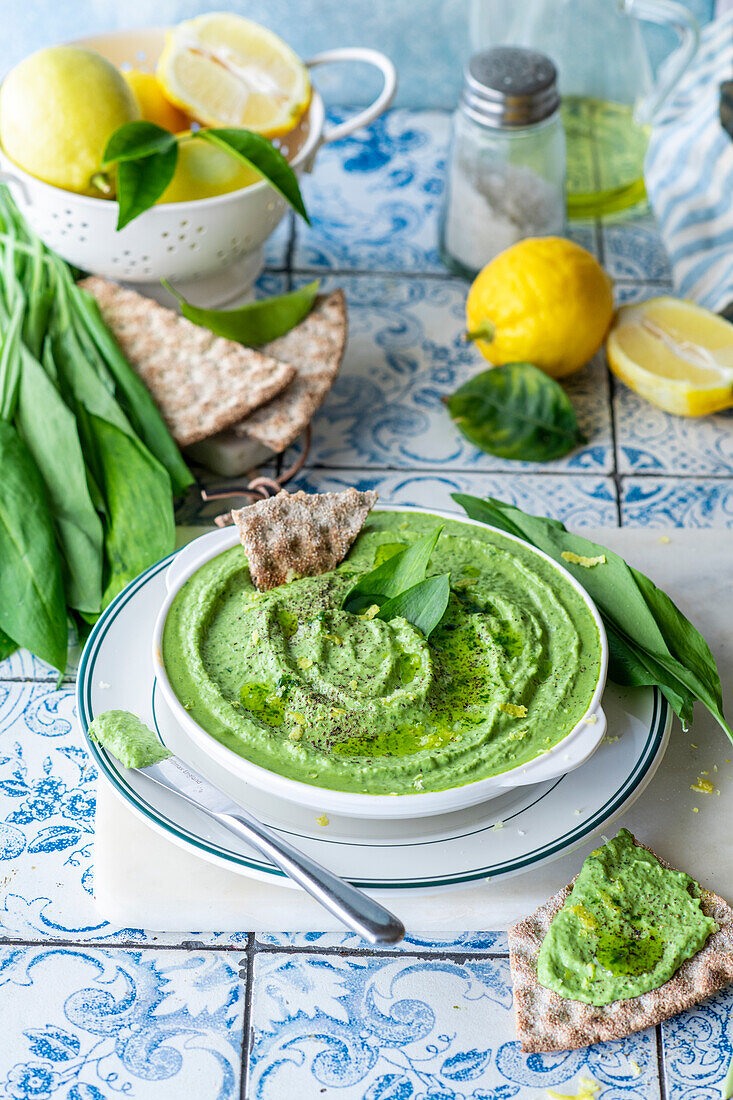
89, 710, 172, 769
162, 510, 602, 795
538, 829, 717, 1005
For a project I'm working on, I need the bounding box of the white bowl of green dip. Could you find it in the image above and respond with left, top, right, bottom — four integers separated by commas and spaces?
153, 507, 608, 818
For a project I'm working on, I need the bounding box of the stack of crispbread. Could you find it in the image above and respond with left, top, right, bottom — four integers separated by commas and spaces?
81, 278, 347, 475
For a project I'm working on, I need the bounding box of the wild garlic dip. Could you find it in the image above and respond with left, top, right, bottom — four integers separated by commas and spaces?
162, 511, 602, 795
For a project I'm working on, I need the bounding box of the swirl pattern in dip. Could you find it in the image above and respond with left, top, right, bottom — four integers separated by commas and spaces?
162, 511, 602, 794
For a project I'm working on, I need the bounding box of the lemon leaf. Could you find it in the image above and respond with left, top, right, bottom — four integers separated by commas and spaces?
102, 120, 177, 166
114, 145, 178, 230
447, 363, 586, 462
198, 128, 309, 223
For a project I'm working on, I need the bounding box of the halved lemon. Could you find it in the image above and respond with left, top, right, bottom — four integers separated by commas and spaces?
606, 297, 733, 416
156, 13, 311, 137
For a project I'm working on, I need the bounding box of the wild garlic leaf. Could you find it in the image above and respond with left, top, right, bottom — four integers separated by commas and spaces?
453, 492, 731, 741
377, 573, 451, 637
446, 363, 586, 463
162, 279, 319, 346
343, 526, 444, 615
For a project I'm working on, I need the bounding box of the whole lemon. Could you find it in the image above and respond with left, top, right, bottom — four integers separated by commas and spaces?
0, 46, 140, 196
158, 135, 261, 203
466, 237, 614, 378
122, 70, 190, 133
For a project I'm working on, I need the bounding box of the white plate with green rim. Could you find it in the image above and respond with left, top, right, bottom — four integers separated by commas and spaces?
77, 547, 671, 894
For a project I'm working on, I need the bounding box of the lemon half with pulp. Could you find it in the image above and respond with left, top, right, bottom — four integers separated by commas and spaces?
157, 13, 311, 137
606, 298, 733, 416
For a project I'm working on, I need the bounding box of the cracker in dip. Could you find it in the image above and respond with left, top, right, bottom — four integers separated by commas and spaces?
232, 488, 378, 591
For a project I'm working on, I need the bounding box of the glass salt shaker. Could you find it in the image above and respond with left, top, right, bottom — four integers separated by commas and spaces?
439, 46, 566, 278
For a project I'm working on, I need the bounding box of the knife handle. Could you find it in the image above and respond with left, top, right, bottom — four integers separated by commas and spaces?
217, 809, 405, 945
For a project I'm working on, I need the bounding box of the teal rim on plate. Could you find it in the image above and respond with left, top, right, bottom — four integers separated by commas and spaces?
77, 548, 670, 890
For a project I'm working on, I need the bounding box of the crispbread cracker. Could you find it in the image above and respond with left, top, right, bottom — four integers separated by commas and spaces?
509, 833, 733, 1052
233, 290, 347, 452
80, 277, 295, 446
232, 488, 377, 590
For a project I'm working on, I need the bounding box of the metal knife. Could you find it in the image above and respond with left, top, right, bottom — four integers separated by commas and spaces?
135, 753, 406, 945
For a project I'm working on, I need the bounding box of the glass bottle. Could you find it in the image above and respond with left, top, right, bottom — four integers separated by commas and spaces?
469, 0, 699, 218
439, 47, 566, 279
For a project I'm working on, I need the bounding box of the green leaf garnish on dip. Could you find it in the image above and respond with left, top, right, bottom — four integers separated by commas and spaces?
89, 709, 172, 769
537, 830, 717, 1006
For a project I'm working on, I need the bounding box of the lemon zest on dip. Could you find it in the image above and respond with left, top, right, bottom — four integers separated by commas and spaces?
500, 702, 528, 718
561, 551, 607, 568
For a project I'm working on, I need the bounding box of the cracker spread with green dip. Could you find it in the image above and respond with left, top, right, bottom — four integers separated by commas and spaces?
537, 829, 717, 1005
162, 501, 602, 795
509, 830, 733, 1053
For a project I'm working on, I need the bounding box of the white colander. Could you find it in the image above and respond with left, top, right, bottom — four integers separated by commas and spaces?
0, 29, 396, 303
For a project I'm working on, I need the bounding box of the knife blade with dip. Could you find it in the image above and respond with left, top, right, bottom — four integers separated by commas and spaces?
88, 710, 405, 944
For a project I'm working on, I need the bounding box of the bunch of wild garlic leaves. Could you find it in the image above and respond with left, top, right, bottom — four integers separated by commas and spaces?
0, 188, 192, 674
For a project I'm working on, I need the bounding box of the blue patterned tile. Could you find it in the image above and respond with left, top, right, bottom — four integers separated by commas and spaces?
615, 390, 733, 476
661, 988, 733, 1099
621, 477, 733, 526
602, 214, 673, 284
285, 468, 619, 527
613, 282, 676, 307
249, 952, 659, 1099
293, 110, 448, 273
255, 931, 508, 952
0, 681, 239, 947
294, 274, 613, 473
0, 944, 244, 1096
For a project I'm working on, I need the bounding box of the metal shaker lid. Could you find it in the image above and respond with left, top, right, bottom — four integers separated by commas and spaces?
461, 46, 560, 128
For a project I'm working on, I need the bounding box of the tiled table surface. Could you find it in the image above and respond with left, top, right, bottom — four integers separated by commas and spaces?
1, 109, 732, 1099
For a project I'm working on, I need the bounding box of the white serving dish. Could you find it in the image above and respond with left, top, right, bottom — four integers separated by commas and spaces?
152, 506, 609, 819
0, 29, 396, 304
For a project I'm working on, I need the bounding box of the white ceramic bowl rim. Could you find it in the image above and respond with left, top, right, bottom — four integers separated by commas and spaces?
152, 505, 609, 817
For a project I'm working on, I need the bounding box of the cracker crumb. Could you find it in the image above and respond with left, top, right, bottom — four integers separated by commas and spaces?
561, 551, 606, 568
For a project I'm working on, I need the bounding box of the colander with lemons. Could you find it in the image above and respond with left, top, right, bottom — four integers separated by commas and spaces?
0, 18, 396, 303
